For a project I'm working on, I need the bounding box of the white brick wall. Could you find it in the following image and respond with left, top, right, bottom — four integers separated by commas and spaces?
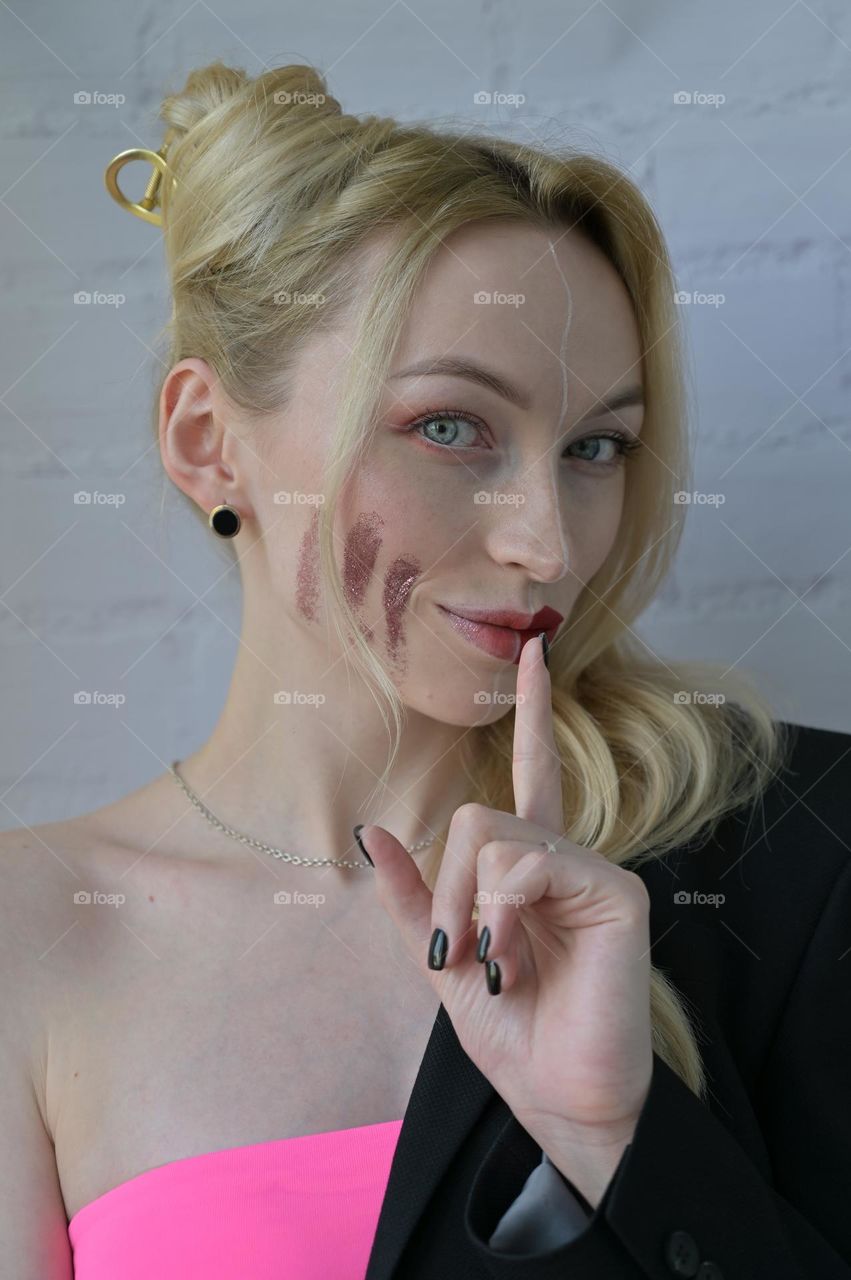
1, 0, 849, 822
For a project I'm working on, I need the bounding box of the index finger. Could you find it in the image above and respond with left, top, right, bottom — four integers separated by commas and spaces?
512, 632, 564, 832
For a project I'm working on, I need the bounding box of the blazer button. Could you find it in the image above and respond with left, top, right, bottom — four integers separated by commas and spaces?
664, 1229, 701, 1275
697, 1264, 724, 1279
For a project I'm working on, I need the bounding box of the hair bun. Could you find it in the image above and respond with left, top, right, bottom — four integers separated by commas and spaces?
159, 59, 341, 141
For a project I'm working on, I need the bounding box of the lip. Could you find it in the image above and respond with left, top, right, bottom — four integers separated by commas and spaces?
437, 604, 563, 665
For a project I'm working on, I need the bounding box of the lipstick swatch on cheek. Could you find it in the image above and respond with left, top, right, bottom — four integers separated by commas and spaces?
383, 555, 421, 668
296, 507, 320, 622
344, 511, 384, 617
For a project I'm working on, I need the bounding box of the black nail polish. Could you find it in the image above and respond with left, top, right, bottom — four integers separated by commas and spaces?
353, 824, 373, 867
539, 630, 549, 670
485, 960, 501, 995
428, 927, 448, 971
476, 925, 491, 963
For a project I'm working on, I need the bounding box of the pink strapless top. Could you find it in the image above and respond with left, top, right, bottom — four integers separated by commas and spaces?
67, 1118, 404, 1279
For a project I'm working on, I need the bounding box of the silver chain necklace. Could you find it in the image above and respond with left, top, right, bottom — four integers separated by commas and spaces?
168, 759, 437, 870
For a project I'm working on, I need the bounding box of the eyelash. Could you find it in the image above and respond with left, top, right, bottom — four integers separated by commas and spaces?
407, 407, 644, 468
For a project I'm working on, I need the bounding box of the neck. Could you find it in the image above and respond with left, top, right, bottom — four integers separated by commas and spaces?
173, 605, 476, 887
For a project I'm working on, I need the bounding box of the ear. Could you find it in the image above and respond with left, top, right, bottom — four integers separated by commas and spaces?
159, 357, 256, 523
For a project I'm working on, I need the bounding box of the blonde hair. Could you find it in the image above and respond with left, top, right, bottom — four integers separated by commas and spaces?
140, 58, 794, 1102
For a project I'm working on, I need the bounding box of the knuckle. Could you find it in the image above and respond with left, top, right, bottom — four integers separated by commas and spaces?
617, 868, 651, 911
449, 801, 490, 839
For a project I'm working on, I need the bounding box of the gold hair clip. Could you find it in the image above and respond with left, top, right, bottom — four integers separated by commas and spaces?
104, 127, 178, 226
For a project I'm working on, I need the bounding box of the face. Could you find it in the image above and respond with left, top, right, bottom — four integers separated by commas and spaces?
229, 219, 644, 725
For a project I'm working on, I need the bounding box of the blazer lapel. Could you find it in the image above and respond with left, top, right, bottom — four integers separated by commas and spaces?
364, 1001, 496, 1280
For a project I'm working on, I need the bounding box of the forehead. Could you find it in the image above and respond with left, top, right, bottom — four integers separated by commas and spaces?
386, 219, 644, 414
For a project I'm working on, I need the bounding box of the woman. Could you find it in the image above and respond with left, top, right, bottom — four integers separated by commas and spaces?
2, 58, 849, 1279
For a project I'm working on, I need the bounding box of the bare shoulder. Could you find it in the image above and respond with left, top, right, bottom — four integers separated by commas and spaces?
0, 816, 100, 1278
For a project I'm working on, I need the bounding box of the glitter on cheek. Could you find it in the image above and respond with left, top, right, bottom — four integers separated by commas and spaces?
295, 507, 320, 622
383, 556, 421, 666
344, 511, 384, 607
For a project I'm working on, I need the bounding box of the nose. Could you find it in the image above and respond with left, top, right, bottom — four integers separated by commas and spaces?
480, 458, 570, 583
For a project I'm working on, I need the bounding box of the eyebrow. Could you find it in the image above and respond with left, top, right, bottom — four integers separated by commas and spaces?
389, 355, 644, 421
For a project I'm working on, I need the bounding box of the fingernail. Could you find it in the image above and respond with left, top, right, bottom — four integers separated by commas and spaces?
485, 960, 501, 995
538, 631, 549, 670
476, 925, 491, 963
353, 824, 373, 867
428, 926, 448, 971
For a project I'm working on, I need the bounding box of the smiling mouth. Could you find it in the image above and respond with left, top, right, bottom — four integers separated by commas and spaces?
437, 605, 560, 666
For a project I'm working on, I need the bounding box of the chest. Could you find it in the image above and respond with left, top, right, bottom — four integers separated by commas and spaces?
48, 878, 440, 1223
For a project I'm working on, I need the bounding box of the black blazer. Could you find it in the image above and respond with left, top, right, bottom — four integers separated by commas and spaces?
362, 720, 851, 1279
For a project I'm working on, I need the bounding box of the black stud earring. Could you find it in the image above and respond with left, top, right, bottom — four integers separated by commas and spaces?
209, 503, 241, 539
